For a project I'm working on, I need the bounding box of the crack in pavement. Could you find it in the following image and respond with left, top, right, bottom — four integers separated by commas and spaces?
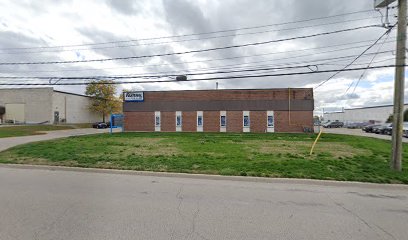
185, 199, 201, 240
170, 185, 184, 240
326, 192, 396, 240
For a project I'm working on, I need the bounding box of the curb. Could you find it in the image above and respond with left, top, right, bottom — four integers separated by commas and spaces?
1, 163, 407, 190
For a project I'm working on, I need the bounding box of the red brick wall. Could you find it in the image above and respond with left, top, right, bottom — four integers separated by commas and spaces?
203, 111, 219, 132
226, 111, 242, 132
124, 110, 313, 133
124, 112, 154, 131
182, 111, 196, 132
161, 111, 176, 132
275, 111, 313, 132
251, 111, 267, 133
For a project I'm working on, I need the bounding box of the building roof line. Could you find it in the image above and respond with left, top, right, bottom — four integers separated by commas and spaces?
126, 87, 313, 93
53, 90, 91, 98
324, 103, 408, 113
344, 103, 408, 111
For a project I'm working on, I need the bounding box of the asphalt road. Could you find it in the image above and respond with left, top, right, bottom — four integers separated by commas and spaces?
0, 166, 407, 240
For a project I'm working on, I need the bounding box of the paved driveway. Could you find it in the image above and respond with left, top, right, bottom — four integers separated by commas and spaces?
0, 166, 407, 240
315, 127, 408, 142
0, 128, 118, 152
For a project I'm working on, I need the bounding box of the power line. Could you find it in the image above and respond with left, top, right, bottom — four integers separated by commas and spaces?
0, 50, 394, 81
0, 9, 377, 51
0, 65, 403, 86
314, 25, 395, 89
0, 16, 382, 55
350, 27, 393, 94
1, 37, 396, 74
0, 25, 381, 66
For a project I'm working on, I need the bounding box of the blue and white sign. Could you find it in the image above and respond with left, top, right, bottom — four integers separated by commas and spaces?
110, 114, 124, 133
124, 92, 144, 102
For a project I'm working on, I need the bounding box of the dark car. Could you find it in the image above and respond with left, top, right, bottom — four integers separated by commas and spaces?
362, 124, 381, 133
388, 122, 408, 136
345, 122, 369, 129
383, 124, 393, 135
92, 122, 109, 129
322, 121, 344, 128
373, 124, 392, 134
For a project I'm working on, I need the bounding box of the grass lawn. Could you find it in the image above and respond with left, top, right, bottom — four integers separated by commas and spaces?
0, 124, 92, 138
0, 132, 407, 183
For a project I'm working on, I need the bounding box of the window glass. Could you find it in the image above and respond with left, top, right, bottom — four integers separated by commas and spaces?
197, 116, 203, 126
268, 115, 274, 127
220, 115, 226, 127
155, 116, 160, 126
243, 115, 250, 127
176, 115, 182, 126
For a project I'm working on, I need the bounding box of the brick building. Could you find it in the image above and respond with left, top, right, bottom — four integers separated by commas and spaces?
123, 88, 314, 133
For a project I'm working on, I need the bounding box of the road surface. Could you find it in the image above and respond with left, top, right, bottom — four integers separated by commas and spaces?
316, 127, 408, 142
0, 166, 407, 240
0, 128, 119, 152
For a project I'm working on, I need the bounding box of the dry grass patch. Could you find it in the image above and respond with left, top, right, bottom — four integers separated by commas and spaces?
314, 142, 371, 158
250, 140, 371, 158
109, 137, 181, 157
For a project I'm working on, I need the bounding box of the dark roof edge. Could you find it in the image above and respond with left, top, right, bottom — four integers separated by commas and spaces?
126, 88, 313, 93
345, 103, 408, 111
53, 90, 91, 98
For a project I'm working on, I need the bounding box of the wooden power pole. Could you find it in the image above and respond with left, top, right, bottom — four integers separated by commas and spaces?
391, 0, 407, 171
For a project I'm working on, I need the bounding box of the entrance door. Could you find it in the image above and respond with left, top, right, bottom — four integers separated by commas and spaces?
54, 111, 59, 124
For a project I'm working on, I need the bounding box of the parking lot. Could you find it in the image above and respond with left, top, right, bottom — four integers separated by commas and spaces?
316, 126, 408, 143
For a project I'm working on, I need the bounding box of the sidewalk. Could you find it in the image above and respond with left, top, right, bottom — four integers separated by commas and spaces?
0, 128, 119, 152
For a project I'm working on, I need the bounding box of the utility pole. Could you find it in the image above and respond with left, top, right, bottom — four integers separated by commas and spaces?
391, 0, 406, 171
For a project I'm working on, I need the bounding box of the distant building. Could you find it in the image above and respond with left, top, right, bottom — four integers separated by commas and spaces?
323, 104, 408, 123
123, 88, 314, 133
0, 88, 102, 124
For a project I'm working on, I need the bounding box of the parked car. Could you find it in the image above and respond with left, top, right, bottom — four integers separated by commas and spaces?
322, 121, 344, 128
345, 122, 369, 129
383, 124, 393, 135
403, 123, 408, 137
387, 122, 408, 136
362, 124, 381, 133
373, 124, 392, 134
92, 122, 110, 129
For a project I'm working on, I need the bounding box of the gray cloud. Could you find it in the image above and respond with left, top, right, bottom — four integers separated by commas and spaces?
104, 0, 141, 15
0, 0, 400, 110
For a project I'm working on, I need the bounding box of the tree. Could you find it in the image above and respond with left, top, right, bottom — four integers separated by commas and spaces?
386, 109, 408, 123
85, 80, 121, 122
386, 114, 393, 123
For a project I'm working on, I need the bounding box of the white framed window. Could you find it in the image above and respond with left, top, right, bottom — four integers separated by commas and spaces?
267, 116, 274, 127
243, 116, 250, 127
176, 111, 182, 131
155, 116, 160, 127
197, 115, 203, 126
220, 111, 226, 132
197, 111, 203, 132
243, 111, 250, 132
267, 110, 275, 132
220, 115, 226, 127
154, 111, 161, 132
176, 116, 182, 126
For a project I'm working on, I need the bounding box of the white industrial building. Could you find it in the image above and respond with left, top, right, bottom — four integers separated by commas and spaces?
0, 88, 102, 124
323, 104, 408, 123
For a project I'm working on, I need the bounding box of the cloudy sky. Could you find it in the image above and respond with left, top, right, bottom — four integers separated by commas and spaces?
0, 0, 404, 114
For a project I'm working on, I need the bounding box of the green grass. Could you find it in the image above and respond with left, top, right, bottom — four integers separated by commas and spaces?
0, 132, 407, 184
0, 124, 92, 138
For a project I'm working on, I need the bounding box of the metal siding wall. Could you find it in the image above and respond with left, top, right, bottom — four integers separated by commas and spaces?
0, 88, 53, 124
